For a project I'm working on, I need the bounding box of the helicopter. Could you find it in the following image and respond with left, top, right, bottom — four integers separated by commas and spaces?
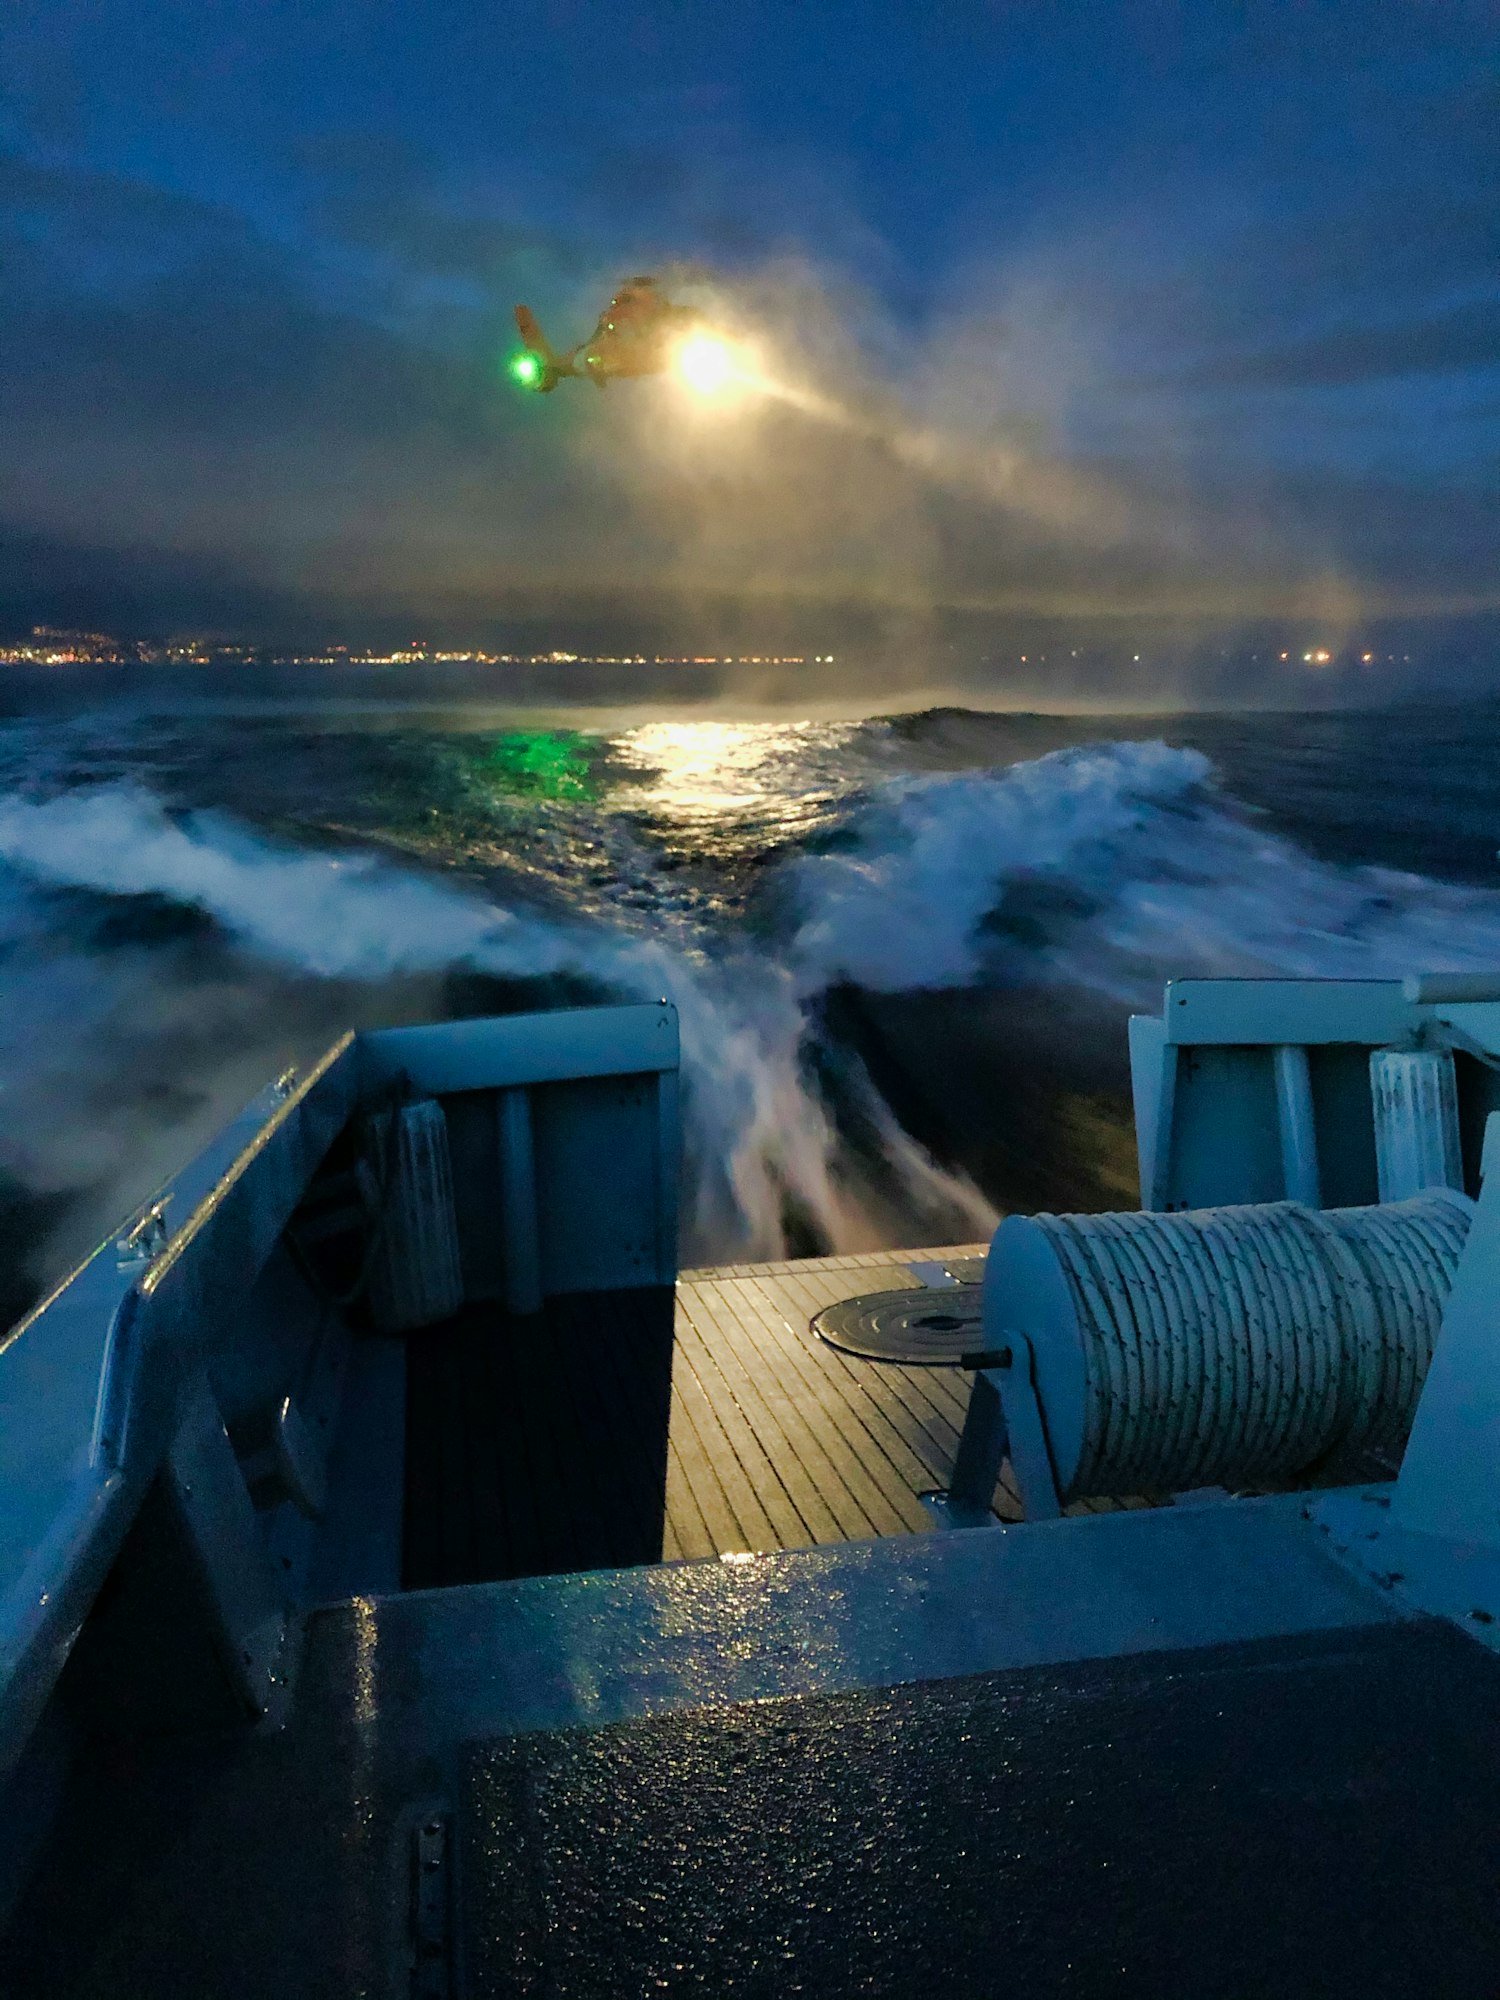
510, 276, 707, 392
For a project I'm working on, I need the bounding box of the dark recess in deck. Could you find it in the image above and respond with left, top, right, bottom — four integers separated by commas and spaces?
403, 1288, 676, 1588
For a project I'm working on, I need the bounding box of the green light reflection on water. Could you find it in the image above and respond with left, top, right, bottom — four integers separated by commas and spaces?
479, 730, 599, 803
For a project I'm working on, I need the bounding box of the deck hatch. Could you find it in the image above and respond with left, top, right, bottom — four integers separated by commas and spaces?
457, 1621, 1500, 1998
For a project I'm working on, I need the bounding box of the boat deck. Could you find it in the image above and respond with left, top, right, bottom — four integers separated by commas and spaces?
404, 1246, 1148, 1591
14, 1513, 1497, 1999
400, 1240, 1152, 1584
665, 1248, 1014, 1558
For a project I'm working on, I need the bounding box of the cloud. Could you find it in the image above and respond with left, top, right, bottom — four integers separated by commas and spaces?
1179, 297, 1500, 391
0, 133, 1494, 656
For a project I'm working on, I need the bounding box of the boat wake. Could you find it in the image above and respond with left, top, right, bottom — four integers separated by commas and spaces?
2, 730, 1499, 1298
781, 737, 1500, 999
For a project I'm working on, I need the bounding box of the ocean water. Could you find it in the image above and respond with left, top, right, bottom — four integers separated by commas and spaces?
1, 677, 1497, 1326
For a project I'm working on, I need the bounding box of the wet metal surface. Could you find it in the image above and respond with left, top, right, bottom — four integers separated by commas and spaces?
379, 1495, 1403, 1741
2, 1505, 1411, 1995
461, 1624, 1500, 1997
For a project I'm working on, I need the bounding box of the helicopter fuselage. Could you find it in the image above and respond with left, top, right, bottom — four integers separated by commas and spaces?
514, 280, 701, 390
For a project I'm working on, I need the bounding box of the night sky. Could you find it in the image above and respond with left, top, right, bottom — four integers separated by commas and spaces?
2, 2, 1496, 680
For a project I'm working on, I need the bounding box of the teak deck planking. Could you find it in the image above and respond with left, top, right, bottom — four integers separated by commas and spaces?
404, 1244, 1115, 1589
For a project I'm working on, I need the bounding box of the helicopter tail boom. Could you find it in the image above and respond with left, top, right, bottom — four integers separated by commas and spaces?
514, 305, 573, 390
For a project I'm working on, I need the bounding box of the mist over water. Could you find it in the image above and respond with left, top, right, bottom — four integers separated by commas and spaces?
0, 686, 1498, 1322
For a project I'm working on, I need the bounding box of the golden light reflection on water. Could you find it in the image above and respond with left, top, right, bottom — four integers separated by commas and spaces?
616, 720, 847, 824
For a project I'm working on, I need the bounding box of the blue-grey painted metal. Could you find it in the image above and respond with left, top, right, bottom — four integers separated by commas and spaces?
1163, 978, 1408, 1046
1314, 1116, 1500, 1635
532, 1069, 674, 1293
1131, 977, 1500, 1213
28, 970, 1500, 1981
905, 1260, 960, 1290
1429, 1000, 1500, 1056
358, 1001, 678, 1094
1274, 1043, 1323, 1205
12, 961, 1500, 1936
0, 1002, 684, 1780
991, 1334, 1062, 1520
364, 1003, 680, 1296
0, 1032, 356, 1776
305, 1334, 405, 1604
1404, 973, 1500, 1005
1311, 1487, 1500, 1654
163, 1379, 289, 1718
1390, 1112, 1500, 1550
947, 1279, 1072, 1523
497, 1087, 542, 1315
946, 1372, 1008, 1521
340, 1497, 1402, 1743
1127, 1012, 1174, 1210
653, 1064, 682, 1284
240, 1395, 327, 1520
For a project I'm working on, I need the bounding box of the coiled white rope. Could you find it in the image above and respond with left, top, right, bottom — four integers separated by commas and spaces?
1030, 1190, 1471, 1501
1324, 1191, 1471, 1461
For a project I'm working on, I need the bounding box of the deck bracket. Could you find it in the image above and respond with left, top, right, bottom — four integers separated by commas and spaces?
946, 1371, 1008, 1521
997, 1332, 1064, 1521
238, 1394, 328, 1519
164, 1378, 291, 1720
949, 1333, 1063, 1524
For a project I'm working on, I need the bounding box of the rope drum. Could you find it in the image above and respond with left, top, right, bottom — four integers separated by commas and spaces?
989, 1190, 1472, 1503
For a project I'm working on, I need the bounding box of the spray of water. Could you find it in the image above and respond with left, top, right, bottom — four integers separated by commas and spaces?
6, 733, 1499, 1297
0, 781, 994, 1276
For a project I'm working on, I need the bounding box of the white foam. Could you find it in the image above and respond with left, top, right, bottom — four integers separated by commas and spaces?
0, 782, 991, 1268
784, 738, 1500, 1002
7, 737, 1497, 1284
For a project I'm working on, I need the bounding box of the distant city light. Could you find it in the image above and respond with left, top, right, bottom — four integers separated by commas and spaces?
0, 629, 823, 670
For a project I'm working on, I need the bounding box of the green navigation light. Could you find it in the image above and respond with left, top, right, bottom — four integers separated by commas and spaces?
509, 351, 541, 388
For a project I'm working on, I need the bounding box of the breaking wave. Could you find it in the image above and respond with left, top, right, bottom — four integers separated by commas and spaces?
783, 737, 1500, 999
2, 727, 1499, 1293
0, 781, 993, 1272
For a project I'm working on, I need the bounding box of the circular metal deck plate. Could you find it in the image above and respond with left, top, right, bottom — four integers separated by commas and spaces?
812, 1286, 984, 1366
